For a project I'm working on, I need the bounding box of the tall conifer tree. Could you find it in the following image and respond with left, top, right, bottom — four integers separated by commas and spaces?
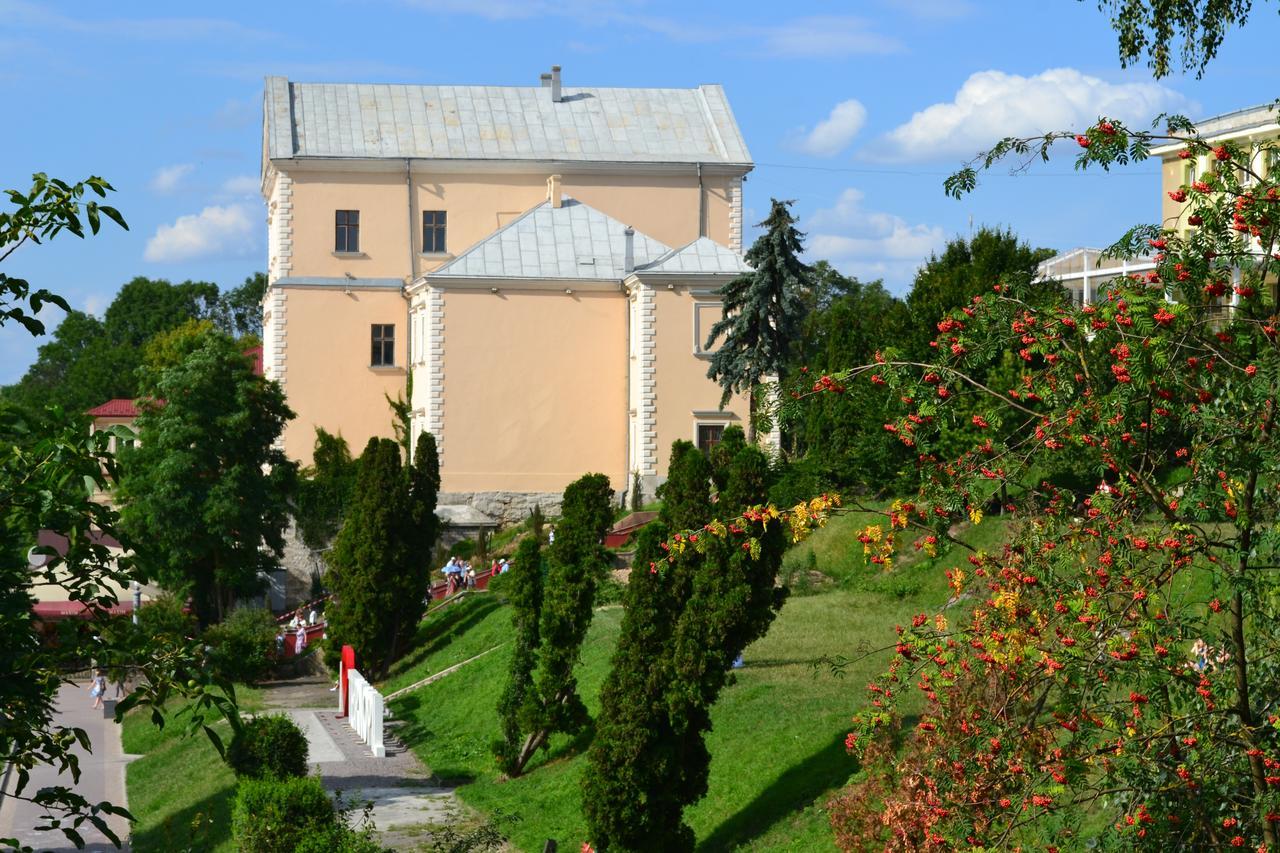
584, 442, 785, 851
704, 199, 811, 438
584, 442, 712, 849
507, 473, 615, 775
323, 439, 408, 674
324, 434, 440, 677
495, 531, 542, 774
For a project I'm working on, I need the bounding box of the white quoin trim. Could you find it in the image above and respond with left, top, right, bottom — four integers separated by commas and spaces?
410, 285, 446, 465
728, 176, 744, 253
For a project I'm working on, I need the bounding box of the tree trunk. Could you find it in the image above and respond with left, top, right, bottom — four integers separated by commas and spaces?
746, 387, 757, 445
512, 728, 549, 776
1231, 469, 1276, 847
510, 688, 573, 776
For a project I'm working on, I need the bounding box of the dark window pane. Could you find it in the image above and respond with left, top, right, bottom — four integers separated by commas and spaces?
370, 323, 394, 366
336, 210, 360, 252
697, 424, 725, 454
422, 210, 447, 253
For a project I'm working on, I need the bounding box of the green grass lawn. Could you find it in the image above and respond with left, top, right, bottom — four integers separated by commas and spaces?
388, 514, 1012, 851
381, 594, 512, 696
123, 688, 262, 852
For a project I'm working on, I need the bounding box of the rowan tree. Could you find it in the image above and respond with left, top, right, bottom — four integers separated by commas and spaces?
826, 118, 1280, 849
509, 472, 614, 775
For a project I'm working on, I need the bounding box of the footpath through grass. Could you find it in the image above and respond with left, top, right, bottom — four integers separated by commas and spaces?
388, 509, 1011, 851
123, 687, 262, 852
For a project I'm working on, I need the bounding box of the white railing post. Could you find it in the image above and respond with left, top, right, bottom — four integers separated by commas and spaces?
344, 669, 386, 758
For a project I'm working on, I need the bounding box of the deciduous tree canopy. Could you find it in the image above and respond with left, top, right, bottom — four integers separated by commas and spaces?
117, 329, 296, 626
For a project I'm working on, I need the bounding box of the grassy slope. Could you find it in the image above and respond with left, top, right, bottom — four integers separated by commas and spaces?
123, 688, 263, 853
390, 511, 1012, 851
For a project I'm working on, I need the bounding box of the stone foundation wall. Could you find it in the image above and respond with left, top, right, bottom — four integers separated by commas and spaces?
278, 518, 324, 610
438, 491, 565, 526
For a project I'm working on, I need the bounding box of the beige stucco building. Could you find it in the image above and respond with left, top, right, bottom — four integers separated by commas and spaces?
1041, 103, 1279, 301
260, 68, 754, 518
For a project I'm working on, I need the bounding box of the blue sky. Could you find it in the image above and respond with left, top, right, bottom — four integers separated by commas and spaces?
3, 0, 1276, 383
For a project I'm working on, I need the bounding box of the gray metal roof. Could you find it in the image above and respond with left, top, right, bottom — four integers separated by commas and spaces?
639, 237, 749, 275
263, 76, 751, 166
429, 198, 670, 281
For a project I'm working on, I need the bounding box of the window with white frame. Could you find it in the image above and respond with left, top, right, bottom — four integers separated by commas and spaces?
696, 423, 725, 455
692, 299, 724, 356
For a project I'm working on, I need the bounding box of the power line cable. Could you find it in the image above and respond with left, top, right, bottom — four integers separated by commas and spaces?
751, 161, 1153, 178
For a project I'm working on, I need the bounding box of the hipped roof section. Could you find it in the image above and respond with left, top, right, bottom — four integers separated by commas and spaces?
263, 76, 752, 167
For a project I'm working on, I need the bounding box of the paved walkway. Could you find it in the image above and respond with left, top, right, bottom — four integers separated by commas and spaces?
0, 682, 133, 852
284, 708, 458, 831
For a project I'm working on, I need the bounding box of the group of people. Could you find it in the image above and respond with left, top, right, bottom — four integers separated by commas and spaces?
1191, 637, 1230, 672
438, 555, 515, 596
275, 605, 322, 656
441, 557, 476, 595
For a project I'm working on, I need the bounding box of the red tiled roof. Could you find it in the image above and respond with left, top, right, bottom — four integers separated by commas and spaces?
244, 345, 264, 376
85, 349, 263, 420
86, 398, 140, 418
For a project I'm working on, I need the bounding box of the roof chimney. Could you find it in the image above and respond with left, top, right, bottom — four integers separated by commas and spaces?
540, 72, 552, 88
550, 65, 562, 103
623, 226, 635, 274
547, 174, 562, 208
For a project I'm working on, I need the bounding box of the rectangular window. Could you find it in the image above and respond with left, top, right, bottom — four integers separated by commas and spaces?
422, 211, 447, 254
335, 210, 360, 253
1184, 161, 1197, 186
696, 424, 725, 455
371, 324, 395, 367
1242, 144, 1260, 186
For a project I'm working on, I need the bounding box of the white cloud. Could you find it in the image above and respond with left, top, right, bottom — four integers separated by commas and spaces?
878, 68, 1191, 162
82, 293, 109, 316
144, 204, 257, 263
149, 164, 195, 195
764, 16, 901, 57
220, 175, 261, 197
787, 99, 867, 157
806, 189, 946, 290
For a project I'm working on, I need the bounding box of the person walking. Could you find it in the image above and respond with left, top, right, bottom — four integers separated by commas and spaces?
295, 622, 308, 654
88, 669, 107, 710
